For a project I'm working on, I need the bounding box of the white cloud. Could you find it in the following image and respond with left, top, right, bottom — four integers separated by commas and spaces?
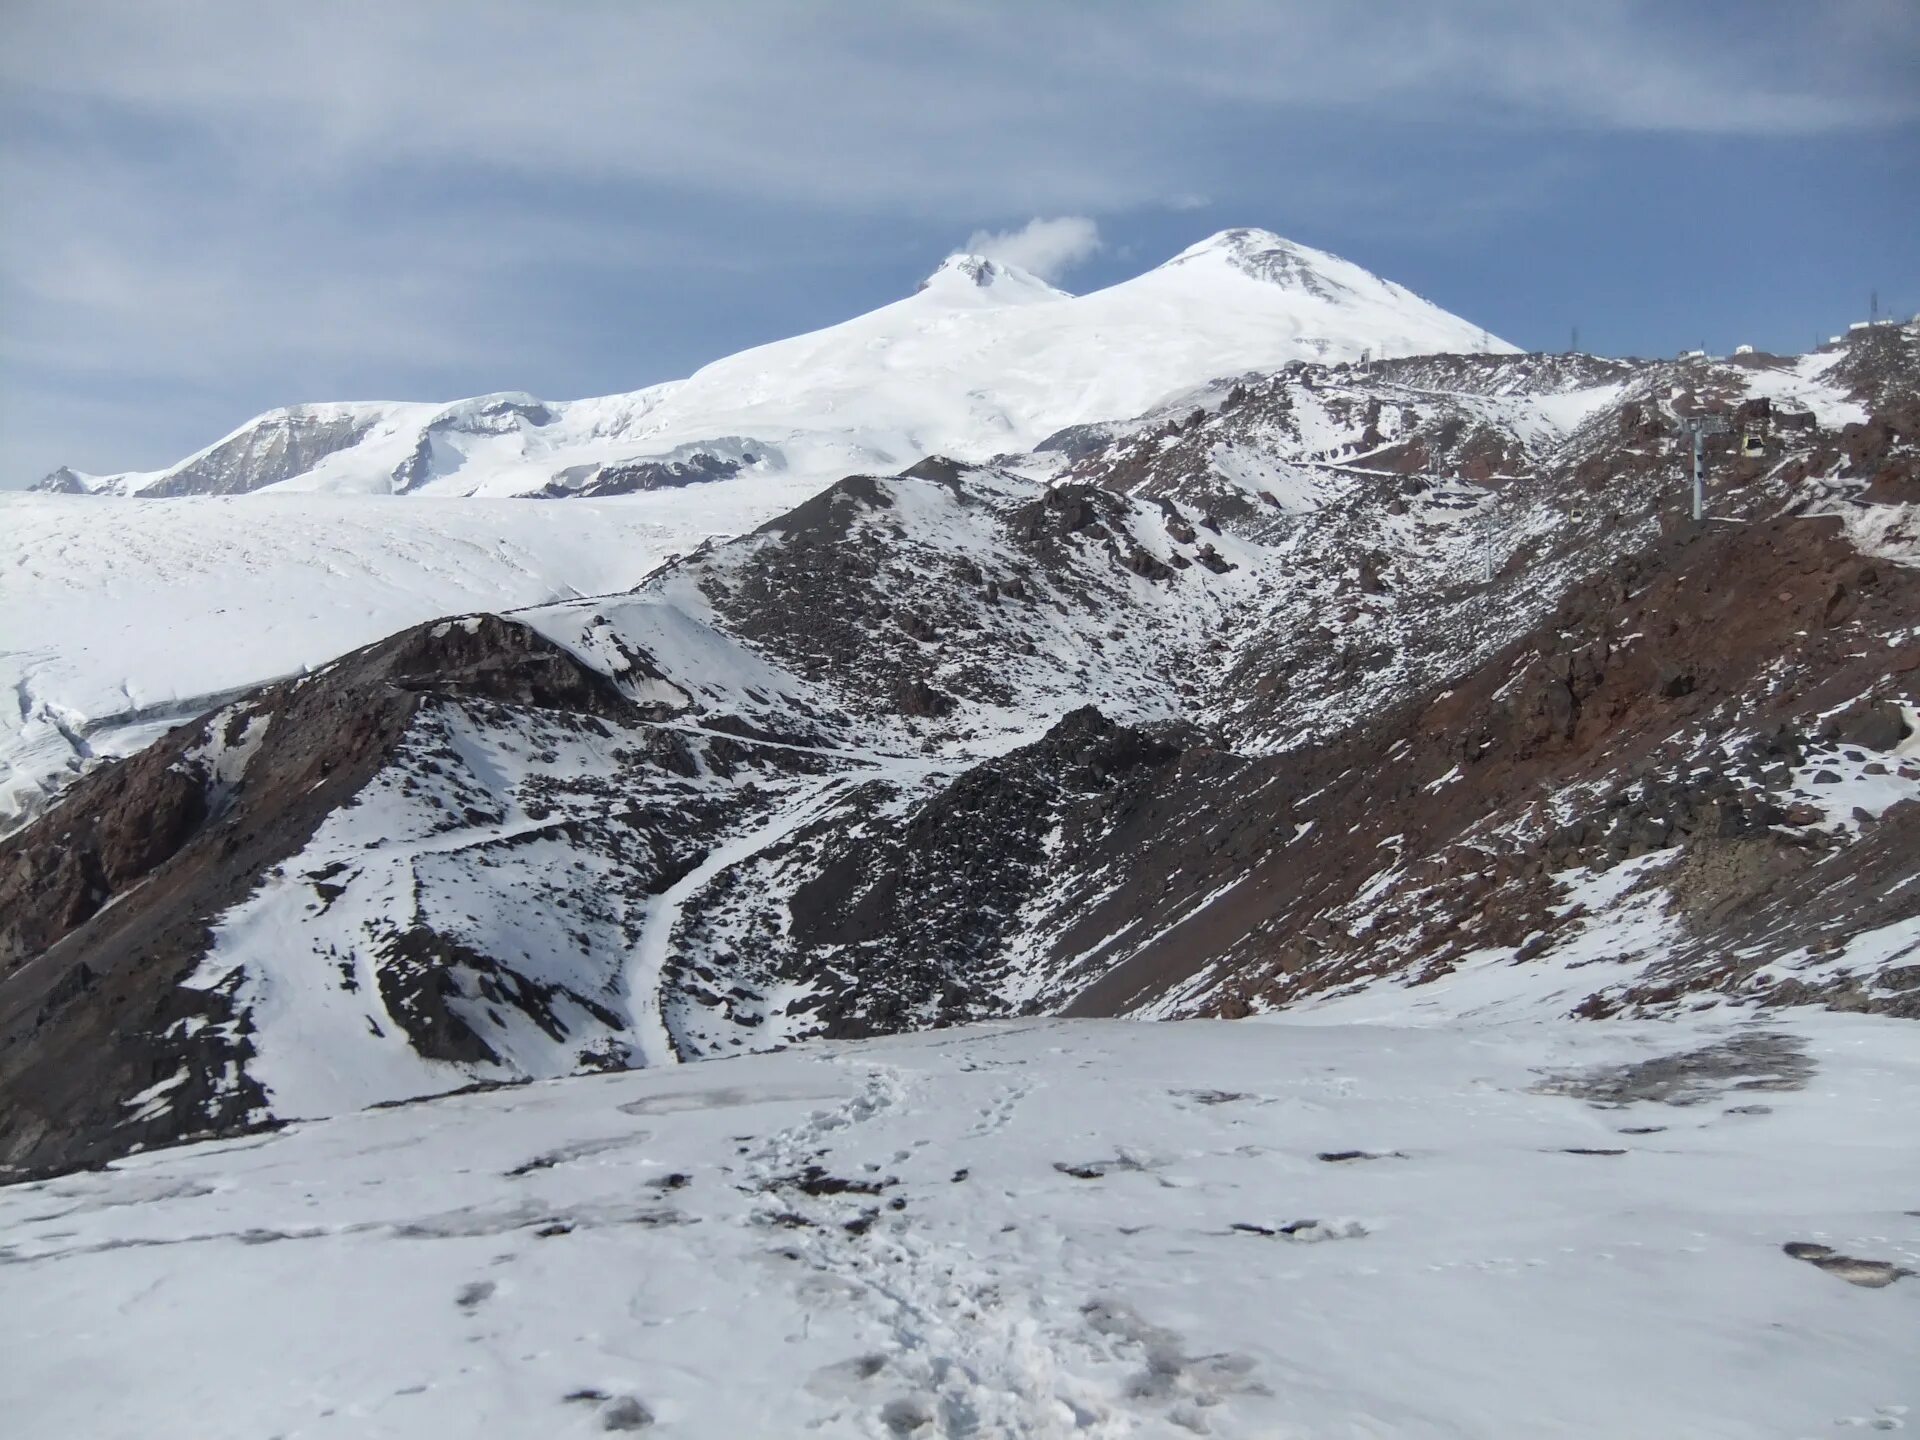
2, 3, 1911, 218
962, 217, 1103, 282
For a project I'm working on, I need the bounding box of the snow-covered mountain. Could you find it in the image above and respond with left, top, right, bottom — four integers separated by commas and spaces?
0, 484, 831, 831
35, 229, 1512, 500
4, 317, 1917, 1183
4, 225, 1919, 1438
0, 327, 1872, 835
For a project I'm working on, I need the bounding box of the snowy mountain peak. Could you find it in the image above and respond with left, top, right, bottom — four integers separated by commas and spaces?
34, 227, 1516, 498
32, 465, 94, 495
1169, 225, 1295, 259
1161, 227, 1375, 302
916, 252, 1066, 304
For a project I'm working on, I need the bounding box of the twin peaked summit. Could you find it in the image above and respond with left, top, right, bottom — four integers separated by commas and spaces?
37, 228, 1512, 500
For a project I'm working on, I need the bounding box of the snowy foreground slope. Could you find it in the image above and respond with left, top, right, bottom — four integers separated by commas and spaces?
3, 1010, 1915, 1438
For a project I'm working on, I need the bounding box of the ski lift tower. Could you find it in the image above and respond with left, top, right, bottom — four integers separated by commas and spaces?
1679, 414, 1730, 521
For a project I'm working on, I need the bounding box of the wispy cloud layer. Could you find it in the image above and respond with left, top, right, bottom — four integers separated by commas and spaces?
5, 2, 1912, 207
963, 218, 1103, 283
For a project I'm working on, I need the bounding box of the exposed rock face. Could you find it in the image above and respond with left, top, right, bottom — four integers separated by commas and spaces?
4, 323, 1918, 1178
1065, 511, 1920, 1024
142, 408, 384, 497
665, 707, 1190, 1041
0, 616, 658, 1176
540, 449, 748, 498
31, 465, 93, 495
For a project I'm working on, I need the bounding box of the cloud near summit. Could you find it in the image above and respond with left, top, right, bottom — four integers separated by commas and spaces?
962, 218, 1103, 284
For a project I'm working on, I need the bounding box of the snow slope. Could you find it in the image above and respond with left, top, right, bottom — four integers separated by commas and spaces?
2, 1010, 1913, 1438
42, 230, 1513, 501
0, 484, 820, 831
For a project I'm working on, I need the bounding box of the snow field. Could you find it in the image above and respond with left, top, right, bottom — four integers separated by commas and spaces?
1, 1012, 1913, 1437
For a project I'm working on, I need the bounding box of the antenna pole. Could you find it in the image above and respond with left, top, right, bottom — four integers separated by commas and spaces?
1680, 415, 1728, 522
1692, 428, 1705, 521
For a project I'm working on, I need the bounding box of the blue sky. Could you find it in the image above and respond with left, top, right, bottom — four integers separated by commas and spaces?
2, 0, 1915, 485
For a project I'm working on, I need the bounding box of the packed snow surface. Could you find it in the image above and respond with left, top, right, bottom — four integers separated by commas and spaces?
2, 1011, 1913, 1438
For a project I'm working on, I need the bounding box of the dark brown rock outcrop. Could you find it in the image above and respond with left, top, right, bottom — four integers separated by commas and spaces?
0, 616, 635, 1178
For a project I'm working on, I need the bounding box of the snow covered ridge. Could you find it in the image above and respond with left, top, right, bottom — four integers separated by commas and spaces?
31, 227, 1513, 500
2, 302, 1917, 1184
3, 316, 1919, 1187
0, 485, 825, 834
2, 324, 1895, 835
2, 1013, 1916, 1437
